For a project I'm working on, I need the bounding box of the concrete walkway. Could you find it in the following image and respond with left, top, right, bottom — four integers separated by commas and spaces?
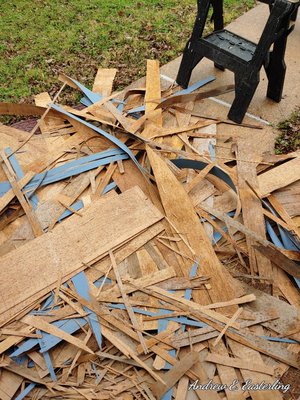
158, 2, 300, 124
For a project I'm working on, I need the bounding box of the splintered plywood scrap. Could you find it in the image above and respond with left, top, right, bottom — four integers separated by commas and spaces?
92, 68, 118, 96
258, 156, 300, 197
236, 132, 273, 278
0, 186, 163, 326
97, 266, 176, 301
112, 159, 163, 213
193, 123, 216, 160
22, 315, 94, 354
210, 341, 245, 400
0, 171, 35, 214
0, 125, 47, 180
205, 353, 275, 375
109, 251, 148, 354
142, 60, 163, 138
273, 180, 300, 218
146, 146, 243, 306
43, 168, 105, 230
228, 339, 283, 400
151, 351, 199, 398
86, 221, 165, 285
0, 150, 43, 238
34, 92, 64, 133
0, 370, 23, 400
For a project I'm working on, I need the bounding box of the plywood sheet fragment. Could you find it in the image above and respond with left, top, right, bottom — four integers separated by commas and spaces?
0, 187, 163, 326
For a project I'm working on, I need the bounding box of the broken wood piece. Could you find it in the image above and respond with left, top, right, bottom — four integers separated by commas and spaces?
213, 308, 243, 346
92, 68, 118, 96
205, 353, 275, 375
0, 150, 43, 237
146, 146, 243, 307
109, 250, 148, 354
22, 315, 94, 354
0, 187, 163, 326
0, 171, 35, 213
151, 351, 199, 398
258, 157, 300, 197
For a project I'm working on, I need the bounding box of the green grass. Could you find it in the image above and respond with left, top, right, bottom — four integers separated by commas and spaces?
0, 0, 255, 104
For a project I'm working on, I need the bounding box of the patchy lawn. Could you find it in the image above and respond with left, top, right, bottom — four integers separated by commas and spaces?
1, 0, 255, 104
275, 108, 300, 154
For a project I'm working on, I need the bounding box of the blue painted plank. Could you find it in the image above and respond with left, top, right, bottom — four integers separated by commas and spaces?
72, 272, 102, 350
51, 104, 146, 175
0, 149, 126, 197
11, 317, 86, 357
15, 383, 36, 400
24, 153, 127, 196
261, 336, 298, 344
37, 329, 57, 381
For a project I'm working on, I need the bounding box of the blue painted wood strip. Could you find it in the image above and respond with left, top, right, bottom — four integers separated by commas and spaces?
51, 104, 146, 175
37, 329, 57, 381
0, 150, 125, 197
15, 383, 36, 400
261, 336, 298, 344
127, 76, 215, 115
38, 318, 87, 353
80, 96, 93, 107
24, 154, 127, 197
108, 304, 207, 327
11, 317, 87, 357
67, 76, 102, 104
175, 76, 215, 96
25, 152, 125, 188
37, 148, 124, 176
42, 351, 57, 381
4, 147, 39, 209
72, 271, 102, 350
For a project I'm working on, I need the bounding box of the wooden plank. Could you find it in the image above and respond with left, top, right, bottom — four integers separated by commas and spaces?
175, 377, 189, 400
210, 340, 245, 400
254, 245, 300, 279
92, 68, 118, 96
0, 370, 23, 400
144, 59, 162, 128
258, 157, 300, 197
205, 353, 274, 375
151, 351, 199, 398
146, 146, 243, 307
0, 187, 163, 326
236, 132, 273, 277
228, 340, 283, 400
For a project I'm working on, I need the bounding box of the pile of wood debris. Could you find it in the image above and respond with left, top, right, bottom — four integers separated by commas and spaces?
0, 60, 299, 400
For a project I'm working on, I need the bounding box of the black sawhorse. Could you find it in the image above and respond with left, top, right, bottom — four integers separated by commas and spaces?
176, 0, 299, 123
